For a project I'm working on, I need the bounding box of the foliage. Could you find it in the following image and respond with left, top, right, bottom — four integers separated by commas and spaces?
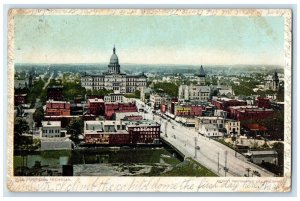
161, 158, 217, 177
153, 82, 178, 98
62, 80, 87, 101
27, 78, 45, 107
14, 118, 29, 136
86, 88, 113, 97
124, 90, 140, 99
272, 142, 284, 167
32, 107, 44, 127
240, 110, 284, 140
231, 78, 259, 96
14, 117, 32, 150
66, 117, 84, 144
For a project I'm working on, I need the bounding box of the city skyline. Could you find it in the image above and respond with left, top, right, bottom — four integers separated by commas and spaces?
15, 15, 285, 66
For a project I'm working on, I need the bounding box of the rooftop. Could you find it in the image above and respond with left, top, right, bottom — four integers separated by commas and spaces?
42, 121, 61, 127
88, 98, 104, 103
47, 100, 70, 104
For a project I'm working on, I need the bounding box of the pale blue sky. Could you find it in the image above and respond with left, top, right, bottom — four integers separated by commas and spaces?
14, 15, 285, 65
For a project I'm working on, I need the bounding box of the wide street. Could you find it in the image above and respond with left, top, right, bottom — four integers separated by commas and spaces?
135, 99, 274, 177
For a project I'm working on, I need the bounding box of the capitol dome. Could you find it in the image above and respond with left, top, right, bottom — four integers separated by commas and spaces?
110, 46, 119, 64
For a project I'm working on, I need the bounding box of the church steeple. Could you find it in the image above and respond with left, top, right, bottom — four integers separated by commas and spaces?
113, 45, 116, 54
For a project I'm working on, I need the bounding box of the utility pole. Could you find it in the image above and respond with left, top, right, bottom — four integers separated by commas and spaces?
194, 137, 197, 158
165, 121, 167, 137
217, 152, 220, 173
224, 150, 228, 177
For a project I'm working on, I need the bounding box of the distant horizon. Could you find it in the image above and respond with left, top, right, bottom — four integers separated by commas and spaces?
14, 62, 284, 68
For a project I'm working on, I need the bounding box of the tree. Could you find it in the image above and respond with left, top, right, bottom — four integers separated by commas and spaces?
272, 142, 284, 176
66, 117, 84, 144
153, 82, 178, 98
14, 118, 29, 136
14, 118, 30, 149
33, 107, 44, 127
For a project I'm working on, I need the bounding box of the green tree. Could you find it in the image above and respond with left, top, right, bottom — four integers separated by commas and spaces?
124, 90, 141, 99
153, 82, 178, 97
14, 118, 29, 136
272, 142, 284, 176
14, 118, 30, 149
67, 117, 84, 144
33, 107, 44, 127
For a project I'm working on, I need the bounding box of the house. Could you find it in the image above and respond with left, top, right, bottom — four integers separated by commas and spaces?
195, 116, 225, 130
199, 124, 223, 138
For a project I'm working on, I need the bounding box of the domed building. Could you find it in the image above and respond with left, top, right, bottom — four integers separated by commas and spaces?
81, 46, 147, 94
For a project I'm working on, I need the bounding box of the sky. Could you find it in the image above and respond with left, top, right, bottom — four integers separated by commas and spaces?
14, 15, 285, 66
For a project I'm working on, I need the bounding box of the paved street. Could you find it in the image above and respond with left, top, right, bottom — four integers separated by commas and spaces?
135, 99, 274, 177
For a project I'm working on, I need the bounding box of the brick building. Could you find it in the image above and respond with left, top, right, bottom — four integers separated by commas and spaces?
211, 97, 247, 111
88, 98, 105, 116
174, 105, 202, 117
83, 120, 160, 145
256, 98, 270, 109
228, 106, 273, 121
14, 94, 27, 106
105, 102, 137, 119
47, 86, 63, 101
126, 121, 160, 144
45, 100, 70, 116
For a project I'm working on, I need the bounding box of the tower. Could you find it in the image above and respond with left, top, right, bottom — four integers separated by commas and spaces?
195, 65, 206, 86
107, 45, 121, 74
272, 71, 279, 91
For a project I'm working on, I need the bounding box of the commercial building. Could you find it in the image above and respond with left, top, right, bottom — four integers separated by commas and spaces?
228, 106, 273, 121
45, 100, 71, 116
88, 98, 105, 116
104, 102, 137, 120
224, 119, 241, 136
42, 121, 62, 138
211, 97, 247, 111
174, 104, 202, 117
196, 116, 225, 130
83, 120, 160, 145
81, 46, 147, 93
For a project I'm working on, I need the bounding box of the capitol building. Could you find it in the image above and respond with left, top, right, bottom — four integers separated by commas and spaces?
81, 46, 147, 94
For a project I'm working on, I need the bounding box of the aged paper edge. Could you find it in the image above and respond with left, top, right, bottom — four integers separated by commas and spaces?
6, 8, 292, 192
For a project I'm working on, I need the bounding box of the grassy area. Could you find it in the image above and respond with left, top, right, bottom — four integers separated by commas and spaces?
161, 158, 217, 177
